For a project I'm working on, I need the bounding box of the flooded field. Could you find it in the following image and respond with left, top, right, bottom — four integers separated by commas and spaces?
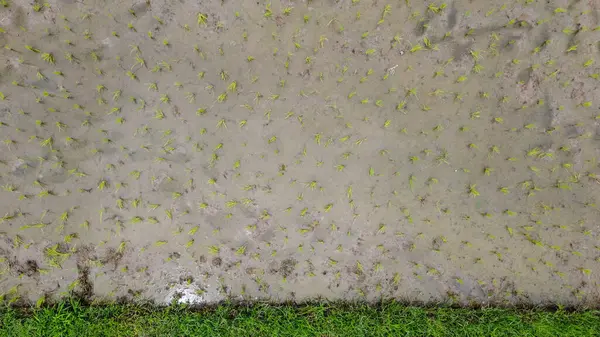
0, 0, 599, 306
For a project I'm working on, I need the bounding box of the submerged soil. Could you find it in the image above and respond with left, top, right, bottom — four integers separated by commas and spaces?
0, 0, 599, 306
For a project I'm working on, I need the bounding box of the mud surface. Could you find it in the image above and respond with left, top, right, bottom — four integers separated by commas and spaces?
1, 0, 599, 306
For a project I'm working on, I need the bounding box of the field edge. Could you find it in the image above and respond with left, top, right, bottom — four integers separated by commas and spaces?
1, 299, 600, 336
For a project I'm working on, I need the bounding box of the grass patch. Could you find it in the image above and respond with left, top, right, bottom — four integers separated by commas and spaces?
0, 300, 599, 336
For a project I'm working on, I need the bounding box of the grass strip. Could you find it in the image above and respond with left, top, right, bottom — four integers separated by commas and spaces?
1, 300, 599, 337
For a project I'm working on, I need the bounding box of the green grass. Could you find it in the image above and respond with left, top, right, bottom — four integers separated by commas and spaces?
1, 300, 599, 336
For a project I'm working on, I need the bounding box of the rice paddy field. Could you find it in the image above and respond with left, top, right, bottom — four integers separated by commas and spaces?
1, 0, 600, 318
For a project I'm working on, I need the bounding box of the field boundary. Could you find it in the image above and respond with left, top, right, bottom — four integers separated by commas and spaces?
1, 299, 599, 336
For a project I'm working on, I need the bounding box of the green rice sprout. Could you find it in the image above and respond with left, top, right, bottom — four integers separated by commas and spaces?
468, 184, 480, 197
197, 13, 208, 25
41, 52, 55, 64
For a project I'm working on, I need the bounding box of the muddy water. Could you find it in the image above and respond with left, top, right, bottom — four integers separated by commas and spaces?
0, 0, 599, 306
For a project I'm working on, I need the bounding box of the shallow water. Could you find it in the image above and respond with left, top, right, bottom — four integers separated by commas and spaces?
0, 0, 599, 306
